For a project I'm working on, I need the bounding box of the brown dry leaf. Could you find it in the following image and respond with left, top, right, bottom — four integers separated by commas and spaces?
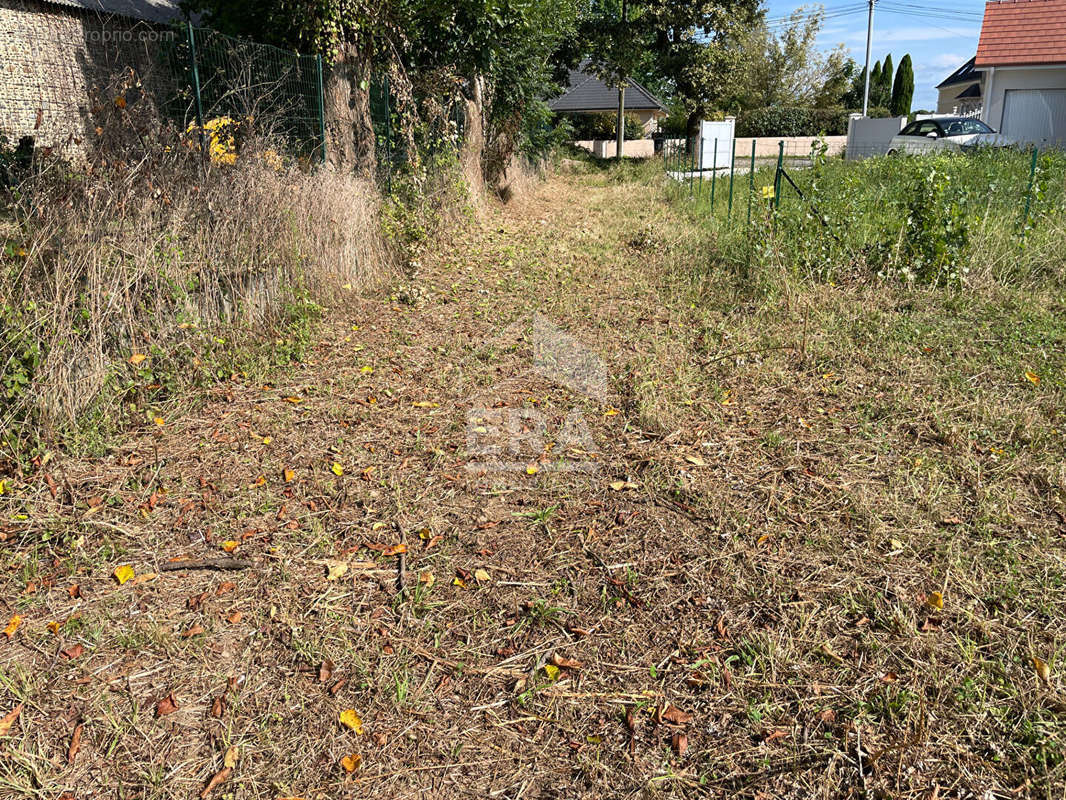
2, 614, 21, 639
216, 581, 236, 596
551, 653, 583, 670
68, 584, 81, 598
939, 516, 963, 526
199, 766, 231, 799
684, 454, 707, 467
340, 753, 363, 773
128, 353, 147, 365
382, 543, 407, 557
608, 479, 638, 491
61, 643, 85, 660
68, 722, 83, 763
0, 704, 23, 736
182, 624, 205, 639
660, 704, 694, 725
220, 540, 240, 553
210, 696, 225, 718
156, 692, 179, 717
226, 610, 243, 624
672, 731, 688, 756
339, 708, 364, 734
129, 572, 157, 586
223, 745, 239, 768
319, 659, 334, 683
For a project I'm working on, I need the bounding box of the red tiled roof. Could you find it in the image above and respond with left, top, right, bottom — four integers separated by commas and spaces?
975, 0, 1066, 66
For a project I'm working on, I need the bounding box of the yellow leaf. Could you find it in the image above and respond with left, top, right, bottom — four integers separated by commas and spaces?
224, 745, 239, 768
339, 709, 364, 734
474, 568, 490, 582
926, 591, 944, 610
1033, 656, 1051, 683
153, 416, 165, 426
331, 462, 345, 476
113, 565, 135, 585
889, 538, 904, 551
340, 753, 362, 773
603, 407, 620, 416
47, 621, 60, 635
761, 185, 775, 200
128, 353, 147, 365
2, 614, 21, 639
452, 577, 467, 589
250, 474, 266, 488
221, 540, 240, 553
360, 366, 373, 374
543, 664, 560, 681
412, 401, 439, 408
525, 464, 539, 475
283, 468, 295, 483
419, 571, 435, 588
262, 436, 272, 445
609, 480, 637, 491
325, 560, 348, 581
114, 95, 126, 108
284, 396, 303, 404
684, 455, 706, 467
1025, 370, 1041, 385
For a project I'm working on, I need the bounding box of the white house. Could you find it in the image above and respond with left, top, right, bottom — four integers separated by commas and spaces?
976, 0, 1066, 145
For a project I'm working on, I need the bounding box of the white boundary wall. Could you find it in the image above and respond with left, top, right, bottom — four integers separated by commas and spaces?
845, 114, 907, 160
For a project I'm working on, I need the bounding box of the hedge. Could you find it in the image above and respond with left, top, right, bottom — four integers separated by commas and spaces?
735, 107, 851, 138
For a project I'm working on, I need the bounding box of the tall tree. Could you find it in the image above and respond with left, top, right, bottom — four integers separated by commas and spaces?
877, 53, 893, 107
890, 53, 914, 116
869, 60, 882, 109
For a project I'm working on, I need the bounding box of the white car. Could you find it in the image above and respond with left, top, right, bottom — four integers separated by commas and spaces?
887, 117, 1014, 155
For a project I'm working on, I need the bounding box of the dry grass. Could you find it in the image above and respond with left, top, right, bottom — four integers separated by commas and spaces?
0, 159, 1064, 799
1, 85, 391, 456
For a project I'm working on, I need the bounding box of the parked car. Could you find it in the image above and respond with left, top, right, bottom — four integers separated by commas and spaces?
887, 117, 1014, 155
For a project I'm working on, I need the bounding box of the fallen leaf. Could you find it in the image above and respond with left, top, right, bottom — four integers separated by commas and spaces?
284, 468, 295, 482
224, 745, 238, 768
764, 728, 789, 743
660, 704, 694, 725
419, 571, 435, 588
340, 753, 363, 773
129, 572, 157, 586
382, 543, 407, 557
926, 591, 944, 611
2, 614, 21, 639
216, 581, 236, 596
47, 621, 61, 635
113, 565, 135, 585
551, 653, 583, 670
939, 516, 963, 526
68, 584, 81, 598
412, 401, 439, 408
525, 464, 539, 475
210, 696, 225, 718
473, 568, 490, 582
1025, 370, 1041, 385
325, 560, 348, 581
672, 731, 688, 756
331, 462, 345, 476
128, 353, 147, 365
199, 766, 231, 799
0, 704, 23, 736
182, 624, 205, 639
156, 692, 179, 717
61, 643, 85, 660
1033, 656, 1051, 684
319, 659, 334, 683
153, 416, 165, 426
608, 479, 637, 491
684, 454, 707, 467
226, 610, 243, 624
339, 709, 364, 734
68, 722, 83, 763
543, 664, 560, 681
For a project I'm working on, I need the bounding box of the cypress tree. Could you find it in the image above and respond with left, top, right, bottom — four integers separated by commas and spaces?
869, 61, 882, 109
891, 54, 914, 116
878, 54, 893, 107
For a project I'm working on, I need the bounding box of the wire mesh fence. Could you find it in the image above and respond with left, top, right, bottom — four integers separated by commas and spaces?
663, 137, 1062, 240
3, 14, 467, 190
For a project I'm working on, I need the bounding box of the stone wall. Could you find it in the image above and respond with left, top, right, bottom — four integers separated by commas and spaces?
0, 0, 178, 152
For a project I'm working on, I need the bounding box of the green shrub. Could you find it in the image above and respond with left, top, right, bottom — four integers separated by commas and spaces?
562, 112, 647, 141
735, 107, 851, 138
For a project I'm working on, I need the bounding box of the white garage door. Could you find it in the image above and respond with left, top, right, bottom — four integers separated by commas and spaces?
1001, 89, 1066, 146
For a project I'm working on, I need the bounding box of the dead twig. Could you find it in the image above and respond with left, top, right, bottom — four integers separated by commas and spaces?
159, 558, 253, 572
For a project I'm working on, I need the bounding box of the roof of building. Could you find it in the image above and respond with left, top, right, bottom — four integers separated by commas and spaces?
937, 56, 981, 88
37, 0, 189, 24
975, 0, 1066, 67
548, 63, 667, 113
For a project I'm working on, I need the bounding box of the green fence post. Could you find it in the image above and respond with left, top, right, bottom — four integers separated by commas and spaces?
315, 53, 327, 164
1023, 145, 1039, 228
697, 138, 703, 198
727, 144, 736, 221
774, 140, 784, 210
710, 138, 717, 212
746, 138, 756, 229
186, 22, 206, 157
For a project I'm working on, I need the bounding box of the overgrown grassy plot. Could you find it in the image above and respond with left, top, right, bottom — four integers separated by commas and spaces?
0, 156, 1064, 799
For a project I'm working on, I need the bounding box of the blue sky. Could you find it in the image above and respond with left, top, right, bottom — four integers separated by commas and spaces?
763, 0, 988, 110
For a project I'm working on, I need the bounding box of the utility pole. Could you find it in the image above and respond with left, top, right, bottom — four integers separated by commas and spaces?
616, 0, 627, 161
862, 0, 876, 116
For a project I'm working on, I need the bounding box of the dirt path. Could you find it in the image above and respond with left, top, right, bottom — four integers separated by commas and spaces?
2, 167, 1062, 799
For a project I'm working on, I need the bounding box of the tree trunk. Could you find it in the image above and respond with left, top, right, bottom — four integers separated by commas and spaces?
460, 75, 486, 196
323, 43, 376, 179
